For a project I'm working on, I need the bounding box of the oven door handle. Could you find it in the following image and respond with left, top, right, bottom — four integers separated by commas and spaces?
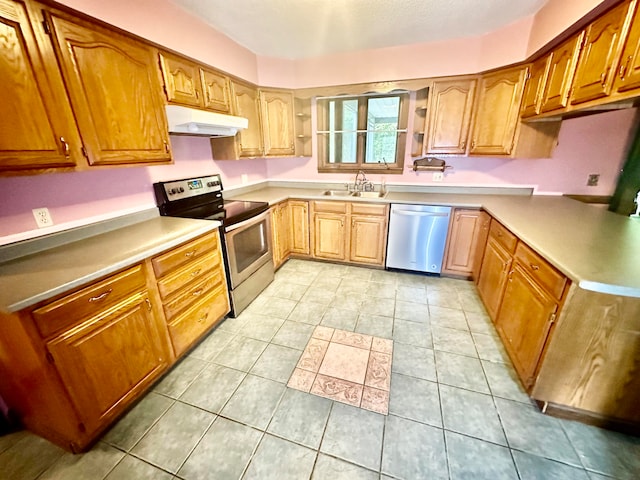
225, 209, 270, 233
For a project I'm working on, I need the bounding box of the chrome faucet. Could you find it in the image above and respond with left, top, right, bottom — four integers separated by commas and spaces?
352, 170, 373, 192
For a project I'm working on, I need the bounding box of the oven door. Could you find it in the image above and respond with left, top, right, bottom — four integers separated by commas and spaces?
224, 210, 272, 289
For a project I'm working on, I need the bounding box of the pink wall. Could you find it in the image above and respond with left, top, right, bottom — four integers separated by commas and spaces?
56, 0, 259, 83
268, 107, 637, 196
0, 137, 268, 240
0, 0, 628, 242
527, 0, 606, 56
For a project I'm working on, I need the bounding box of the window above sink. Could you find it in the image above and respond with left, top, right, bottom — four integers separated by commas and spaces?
316, 92, 409, 174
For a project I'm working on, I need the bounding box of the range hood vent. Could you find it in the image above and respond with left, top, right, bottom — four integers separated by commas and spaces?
165, 105, 248, 137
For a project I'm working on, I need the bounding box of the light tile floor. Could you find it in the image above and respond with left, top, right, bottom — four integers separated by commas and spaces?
1, 259, 639, 479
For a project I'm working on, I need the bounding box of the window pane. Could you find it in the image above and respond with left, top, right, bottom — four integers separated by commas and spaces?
327, 99, 358, 164
365, 97, 400, 164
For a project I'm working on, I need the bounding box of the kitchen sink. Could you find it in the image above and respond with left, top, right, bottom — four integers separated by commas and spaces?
321, 190, 352, 196
351, 191, 387, 198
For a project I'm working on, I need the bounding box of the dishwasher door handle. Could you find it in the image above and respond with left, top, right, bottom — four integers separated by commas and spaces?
394, 210, 449, 217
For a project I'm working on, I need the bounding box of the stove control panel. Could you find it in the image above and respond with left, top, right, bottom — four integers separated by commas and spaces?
159, 175, 222, 202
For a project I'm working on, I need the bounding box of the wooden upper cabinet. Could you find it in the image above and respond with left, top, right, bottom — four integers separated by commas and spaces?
159, 52, 202, 108
539, 34, 584, 113
231, 81, 264, 157
521, 56, 551, 117
0, 0, 82, 172
425, 78, 476, 154
45, 10, 171, 166
570, 1, 635, 105
614, 2, 640, 93
470, 67, 526, 156
260, 89, 295, 156
200, 68, 231, 113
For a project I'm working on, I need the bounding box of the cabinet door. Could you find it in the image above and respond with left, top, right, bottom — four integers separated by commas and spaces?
0, 0, 81, 171
47, 292, 167, 432
276, 202, 290, 262
289, 200, 310, 255
614, 2, 640, 93
540, 34, 584, 113
261, 89, 295, 156
571, 1, 634, 105
200, 68, 231, 113
425, 78, 476, 154
477, 237, 512, 321
349, 215, 387, 265
270, 206, 283, 268
46, 11, 171, 166
158, 52, 202, 107
521, 56, 551, 117
313, 213, 347, 261
443, 209, 484, 276
471, 211, 491, 282
231, 82, 264, 157
470, 67, 526, 156
496, 264, 558, 389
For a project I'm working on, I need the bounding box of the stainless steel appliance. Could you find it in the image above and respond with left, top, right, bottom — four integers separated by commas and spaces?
154, 174, 274, 316
386, 204, 451, 273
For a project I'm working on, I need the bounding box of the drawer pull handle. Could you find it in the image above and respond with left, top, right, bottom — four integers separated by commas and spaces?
530, 263, 540, 271
198, 312, 209, 323
185, 250, 197, 258
88, 289, 112, 303
190, 269, 202, 277
145, 298, 152, 311
191, 288, 204, 297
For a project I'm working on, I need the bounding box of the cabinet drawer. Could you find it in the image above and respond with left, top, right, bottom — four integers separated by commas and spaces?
489, 220, 517, 253
157, 251, 219, 299
351, 203, 387, 216
33, 265, 146, 338
515, 243, 567, 299
152, 232, 218, 277
163, 267, 224, 321
168, 285, 229, 357
312, 201, 348, 214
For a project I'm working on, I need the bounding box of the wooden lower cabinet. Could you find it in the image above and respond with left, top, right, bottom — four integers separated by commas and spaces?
442, 209, 489, 278
350, 215, 386, 265
270, 200, 310, 268
495, 263, 558, 389
46, 291, 167, 435
270, 201, 291, 268
289, 200, 310, 255
0, 231, 229, 451
311, 201, 388, 266
313, 212, 348, 260
477, 237, 512, 321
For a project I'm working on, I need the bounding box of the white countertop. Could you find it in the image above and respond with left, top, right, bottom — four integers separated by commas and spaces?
228, 186, 640, 298
0, 216, 219, 313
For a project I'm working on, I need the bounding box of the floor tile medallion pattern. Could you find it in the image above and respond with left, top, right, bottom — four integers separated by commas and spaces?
288, 326, 393, 414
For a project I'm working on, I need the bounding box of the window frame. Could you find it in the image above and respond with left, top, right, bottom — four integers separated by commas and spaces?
316, 92, 409, 174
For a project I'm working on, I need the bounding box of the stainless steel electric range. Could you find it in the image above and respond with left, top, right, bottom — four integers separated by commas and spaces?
153, 174, 274, 317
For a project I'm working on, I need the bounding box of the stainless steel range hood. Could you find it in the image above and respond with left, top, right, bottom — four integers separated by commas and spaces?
165, 105, 248, 137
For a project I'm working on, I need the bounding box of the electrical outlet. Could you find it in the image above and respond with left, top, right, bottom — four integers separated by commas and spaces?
32, 208, 53, 228
587, 174, 600, 186
432, 172, 444, 182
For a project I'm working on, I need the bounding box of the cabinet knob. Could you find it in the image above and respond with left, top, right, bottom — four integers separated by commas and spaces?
164, 141, 170, 153
190, 268, 202, 277
191, 288, 204, 297
145, 298, 152, 311
529, 263, 540, 271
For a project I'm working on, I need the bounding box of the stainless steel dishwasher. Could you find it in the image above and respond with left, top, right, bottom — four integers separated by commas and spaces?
386, 204, 452, 273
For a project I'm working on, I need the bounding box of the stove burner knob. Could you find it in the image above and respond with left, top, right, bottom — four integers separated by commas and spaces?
207, 182, 214, 187
179, 187, 184, 193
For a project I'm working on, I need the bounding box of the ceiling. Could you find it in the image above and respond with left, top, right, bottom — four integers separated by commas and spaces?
170, 0, 549, 60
